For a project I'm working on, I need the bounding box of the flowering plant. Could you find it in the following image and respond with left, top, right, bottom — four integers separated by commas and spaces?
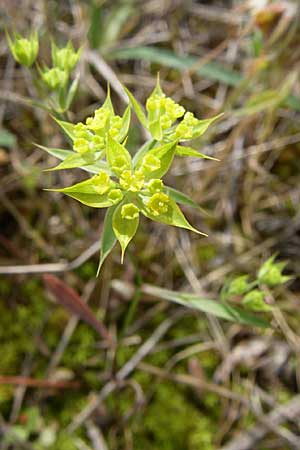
42, 77, 221, 273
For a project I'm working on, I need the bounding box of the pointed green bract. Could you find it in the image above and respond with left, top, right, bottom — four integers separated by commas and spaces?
139, 196, 206, 235
176, 145, 219, 161
47, 178, 117, 208
106, 133, 132, 175
112, 202, 139, 263
124, 86, 147, 127
117, 104, 131, 142
97, 206, 117, 275
165, 186, 207, 214
53, 118, 76, 141
137, 141, 177, 179
37, 144, 110, 174
189, 113, 223, 139
102, 84, 114, 114
45, 152, 100, 171
133, 139, 156, 167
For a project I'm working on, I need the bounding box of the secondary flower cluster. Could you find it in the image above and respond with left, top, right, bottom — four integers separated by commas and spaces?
6, 31, 81, 113
44, 77, 221, 270
223, 255, 291, 312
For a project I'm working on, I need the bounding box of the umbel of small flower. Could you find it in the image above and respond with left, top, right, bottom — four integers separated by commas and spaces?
43, 77, 222, 273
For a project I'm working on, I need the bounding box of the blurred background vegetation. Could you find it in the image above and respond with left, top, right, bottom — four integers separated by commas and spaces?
1, 0, 300, 449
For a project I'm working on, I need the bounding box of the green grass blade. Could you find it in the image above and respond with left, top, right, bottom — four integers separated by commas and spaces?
142, 284, 270, 328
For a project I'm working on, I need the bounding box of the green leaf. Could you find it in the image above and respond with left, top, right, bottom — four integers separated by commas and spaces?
165, 186, 207, 214
97, 206, 117, 276
176, 145, 219, 160
142, 284, 270, 328
148, 119, 162, 141
190, 114, 223, 140
112, 202, 139, 263
109, 46, 242, 87
133, 139, 156, 167
137, 141, 177, 179
65, 75, 79, 110
102, 84, 114, 114
36, 144, 72, 160
123, 86, 147, 127
139, 196, 206, 235
45, 152, 98, 171
47, 178, 115, 208
53, 117, 76, 140
106, 133, 132, 174
36, 144, 110, 174
118, 104, 131, 142
152, 73, 163, 96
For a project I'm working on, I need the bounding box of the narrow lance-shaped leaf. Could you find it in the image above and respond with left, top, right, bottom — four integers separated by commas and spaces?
65, 75, 80, 110
190, 113, 223, 140
142, 284, 270, 328
36, 144, 110, 174
133, 139, 156, 167
176, 145, 219, 161
117, 104, 131, 142
53, 117, 76, 141
113, 202, 139, 263
165, 186, 208, 215
123, 86, 147, 127
102, 84, 114, 114
97, 206, 117, 276
138, 196, 207, 235
137, 141, 177, 179
46, 178, 115, 208
106, 133, 132, 175
44, 152, 98, 171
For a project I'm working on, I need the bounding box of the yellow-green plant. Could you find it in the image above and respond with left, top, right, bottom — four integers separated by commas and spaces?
40, 78, 221, 272
6, 31, 80, 114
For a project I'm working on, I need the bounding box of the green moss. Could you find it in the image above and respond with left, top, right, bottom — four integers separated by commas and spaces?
132, 382, 216, 450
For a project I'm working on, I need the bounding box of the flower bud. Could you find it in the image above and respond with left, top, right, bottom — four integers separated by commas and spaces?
258, 256, 291, 287
52, 41, 81, 72
6, 30, 39, 67
41, 67, 68, 90
242, 290, 272, 312
227, 275, 250, 296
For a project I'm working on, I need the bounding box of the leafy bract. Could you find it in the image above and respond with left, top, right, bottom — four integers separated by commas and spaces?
53, 117, 76, 140
47, 178, 116, 208
106, 134, 132, 175
112, 202, 139, 262
137, 141, 177, 179
124, 86, 147, 127
37, 144, 110, 174
97, 206, 117, 275
176, 145, 219, 161
138, 195, 206, 236
117, 104, 131, 142
165, 187, 205, 213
